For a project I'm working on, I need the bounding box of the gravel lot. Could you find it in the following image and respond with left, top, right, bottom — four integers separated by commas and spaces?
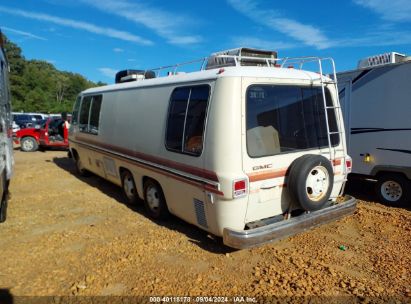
0, 150, 410, 303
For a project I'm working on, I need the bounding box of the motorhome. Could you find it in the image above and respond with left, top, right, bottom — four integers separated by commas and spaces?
69, 48, 355, 248
0, 32, 14, 223
337, 52, 411, 205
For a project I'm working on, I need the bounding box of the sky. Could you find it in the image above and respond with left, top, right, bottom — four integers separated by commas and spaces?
1, 0, 411, 83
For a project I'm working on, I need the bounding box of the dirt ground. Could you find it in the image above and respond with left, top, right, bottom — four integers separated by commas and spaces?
0, 150, 410, 303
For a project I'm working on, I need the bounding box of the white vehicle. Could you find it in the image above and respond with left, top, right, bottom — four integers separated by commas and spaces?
337, 52, 411, 205
26, 112, 48, 121
0, 32, 14, 223
69, 48, 355, 248
12, 121, 20, 133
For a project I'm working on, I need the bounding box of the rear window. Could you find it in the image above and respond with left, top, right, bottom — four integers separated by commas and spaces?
246, 85, 339, 158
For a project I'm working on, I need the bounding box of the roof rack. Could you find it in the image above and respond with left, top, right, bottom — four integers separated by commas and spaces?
116, 48, 337, 82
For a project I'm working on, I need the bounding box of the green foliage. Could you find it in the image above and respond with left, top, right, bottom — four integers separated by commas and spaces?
2, 34, 104, 113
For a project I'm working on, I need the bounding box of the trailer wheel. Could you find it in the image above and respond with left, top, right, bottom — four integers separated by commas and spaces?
20, 137, 38, 152
121, 170, 139, 204
376, 174, 410, 205
288, 155, 334, 211
143, 179, 169, 220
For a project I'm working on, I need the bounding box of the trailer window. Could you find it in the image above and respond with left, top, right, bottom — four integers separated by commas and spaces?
79, 95, 103, 134
79, 96, 92, 132
71, 96, 81, 125
166, 85, 210, 156
246, 85, 339, 158
89, 95, 102, 134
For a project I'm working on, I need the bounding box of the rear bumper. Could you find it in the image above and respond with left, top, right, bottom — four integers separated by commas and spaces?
223, 196, 357, 249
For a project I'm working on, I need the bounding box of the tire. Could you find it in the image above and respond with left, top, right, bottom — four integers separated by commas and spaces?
0, 193, 7, 223
0, 173, 8, 223
288, 154, 334, 211
375, 174, 410, 206
121, 170, 139, 204
20, 137, 38, 152
143, 179, 169, 220
74, 154, 90, 177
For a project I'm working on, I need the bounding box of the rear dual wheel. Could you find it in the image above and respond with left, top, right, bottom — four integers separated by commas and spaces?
143, 180, 169, 220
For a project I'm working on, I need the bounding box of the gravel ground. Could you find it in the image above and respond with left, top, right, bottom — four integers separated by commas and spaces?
0, 150, 410, 303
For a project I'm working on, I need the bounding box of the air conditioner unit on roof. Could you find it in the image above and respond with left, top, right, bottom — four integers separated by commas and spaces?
115, 69, 156, 83
357, 52, 406, 69
205, 47, 278, 70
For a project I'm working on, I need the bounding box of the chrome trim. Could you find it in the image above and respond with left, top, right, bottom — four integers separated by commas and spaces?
223, 196, 357, 249
69, 138, 220, 189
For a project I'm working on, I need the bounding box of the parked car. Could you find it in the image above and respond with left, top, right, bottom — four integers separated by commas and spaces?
13, 117, 68, 152
12, 113, 36, 129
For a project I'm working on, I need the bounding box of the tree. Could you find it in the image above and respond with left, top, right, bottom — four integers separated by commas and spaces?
2, 34, 105, 113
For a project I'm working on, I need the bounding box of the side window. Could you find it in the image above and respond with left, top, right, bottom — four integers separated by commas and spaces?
166, 88, 190, 151
71, 96, 81, 125
89, 95, 102, 134
79, 96, 92, 132
166, 85, 210, 156
79, 95, 103, 134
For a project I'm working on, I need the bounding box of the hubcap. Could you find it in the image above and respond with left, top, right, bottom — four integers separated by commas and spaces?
23, 139, 34, 150
123, 175, 135, 199
146, 186, 160, 211
306, 166, 329, 201
381, 181, 402, 202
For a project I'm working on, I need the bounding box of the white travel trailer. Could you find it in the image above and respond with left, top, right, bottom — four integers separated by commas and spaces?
0, 32, 14, 223
69, 48, 355, 248
337, 52, 411, 205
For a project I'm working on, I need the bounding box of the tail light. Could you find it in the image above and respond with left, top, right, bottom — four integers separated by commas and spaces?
233, 178, 248, 198
345, 156, 352, 173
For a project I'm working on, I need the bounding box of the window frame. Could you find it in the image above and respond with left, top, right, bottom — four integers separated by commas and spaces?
245, 84, 340, 159
78, 94, 103, 135
164, 84, 211, 157
71, 96, 81, 125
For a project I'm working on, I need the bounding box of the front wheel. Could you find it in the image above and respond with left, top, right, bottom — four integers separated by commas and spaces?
20, 137, 38, 152
143, 180, 169, 220
376, 174, 410, 205
74, 154, 90, 177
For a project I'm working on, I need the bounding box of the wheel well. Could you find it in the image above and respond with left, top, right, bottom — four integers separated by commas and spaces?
375, 171, 409, 181
142, 176, 163, 192
119, 167, 130, 177
71, 149, 79, 160
21, 136, 38, 142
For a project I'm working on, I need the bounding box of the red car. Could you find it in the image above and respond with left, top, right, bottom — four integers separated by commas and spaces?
13, 117, 69, 152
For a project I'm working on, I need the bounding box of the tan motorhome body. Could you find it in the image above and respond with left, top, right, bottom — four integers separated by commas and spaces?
69, 64, 355, 248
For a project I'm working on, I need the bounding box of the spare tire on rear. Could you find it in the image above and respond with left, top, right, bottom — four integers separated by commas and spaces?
288, 154, 334, 211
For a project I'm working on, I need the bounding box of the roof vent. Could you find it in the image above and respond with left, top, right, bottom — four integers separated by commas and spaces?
115, 69, 156, 83
357, 52, 406, 69
205, 47, 277, 70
